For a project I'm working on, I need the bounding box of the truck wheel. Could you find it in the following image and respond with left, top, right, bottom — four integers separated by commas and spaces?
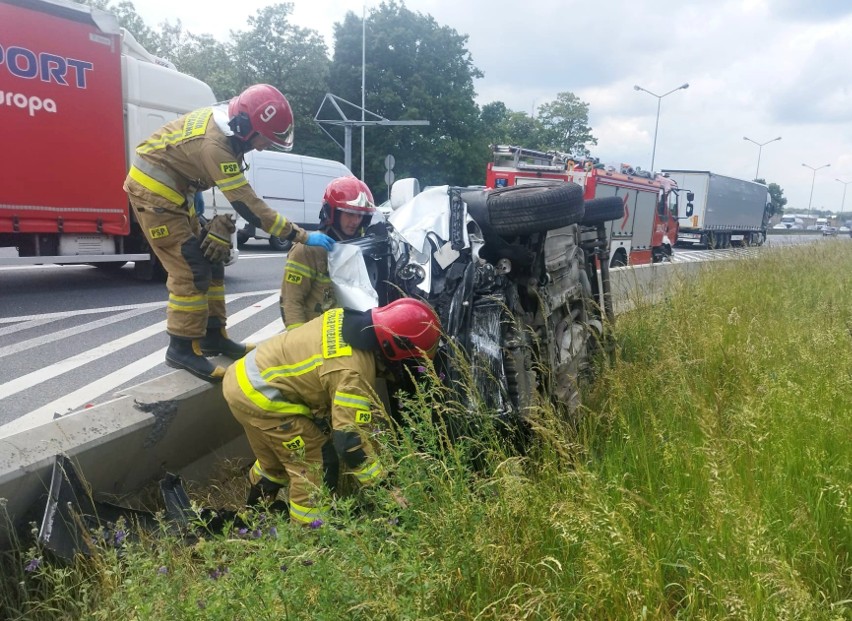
269, 236, 293, 252
580, 196, 625, 225
610, 248, 628, 267
236, 230, 250, 249
486, 182, 584, 236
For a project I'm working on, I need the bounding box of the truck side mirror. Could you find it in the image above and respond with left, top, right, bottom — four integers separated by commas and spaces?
686, 191, 695, 202
685, 202, 694, 217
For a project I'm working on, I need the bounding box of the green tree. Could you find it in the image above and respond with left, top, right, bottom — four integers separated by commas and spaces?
330, 1, 487, 192
536, 91, 597, 156
229, 4, 335, 158
756, 179, 787, 218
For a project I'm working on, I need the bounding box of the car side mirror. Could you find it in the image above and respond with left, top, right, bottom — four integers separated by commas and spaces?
390, 178, 420, 210
685, 202, 694, 217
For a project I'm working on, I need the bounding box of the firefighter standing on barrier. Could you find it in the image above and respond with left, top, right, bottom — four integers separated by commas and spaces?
222, 298, 441, 525
123, 84, 335, 382
280, 176, 376, 329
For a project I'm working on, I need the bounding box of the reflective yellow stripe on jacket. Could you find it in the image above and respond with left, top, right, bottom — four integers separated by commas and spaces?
128, 160, 185, 206
285, 259, 332, 284
136, 108, 213, 154
217, 173, 249, 193
235, 351, 312, 416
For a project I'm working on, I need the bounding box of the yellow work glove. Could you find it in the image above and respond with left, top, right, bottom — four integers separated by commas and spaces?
200, 214, 236, 263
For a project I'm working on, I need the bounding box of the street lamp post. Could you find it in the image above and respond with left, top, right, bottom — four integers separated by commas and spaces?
743, 135, 781, 180
634, 82, 689, 172
802, 162, 831, 219
836, 178, 852, 224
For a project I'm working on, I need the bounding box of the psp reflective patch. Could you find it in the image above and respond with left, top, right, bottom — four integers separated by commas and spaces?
286, 271, 302, 284
220, 162, 240, 174
149, 225, 169, 239
355, 411, 372, 424
283, 436, 305, 451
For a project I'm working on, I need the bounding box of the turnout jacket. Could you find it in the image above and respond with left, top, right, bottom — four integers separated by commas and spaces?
280, 242, 336, 329
226, 308, 379, 431
123, 106, 308, 245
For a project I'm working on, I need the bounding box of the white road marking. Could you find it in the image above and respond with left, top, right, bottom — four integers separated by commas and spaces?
0, 290, 278, 324
0, 308, 155, 360
0, 293, 281, 435
0, 317, 55, 337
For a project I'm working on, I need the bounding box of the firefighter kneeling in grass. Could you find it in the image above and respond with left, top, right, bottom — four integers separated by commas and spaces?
223, 298, 441, 525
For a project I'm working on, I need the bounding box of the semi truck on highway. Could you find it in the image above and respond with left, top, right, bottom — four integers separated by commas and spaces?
0, 0, 218, 278
487, 145, 683, 266
661, 170, 770, 248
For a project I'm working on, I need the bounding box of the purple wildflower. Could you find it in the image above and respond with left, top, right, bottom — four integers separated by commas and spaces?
308, 518, 324, 530
208, 566, 229, 580
24, 558, 41, 573
439, 372, 446, 381
114, 530, 126, 546
237, 527, 248, 536
268, 526, 278, 539
416, 366, 427, 374
252, 529, 262, 539
157, 566, 169, 575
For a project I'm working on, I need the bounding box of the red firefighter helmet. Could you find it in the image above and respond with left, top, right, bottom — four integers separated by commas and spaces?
228, 84, 294, 152
320, 176, 376, 230
371, 298, 442, 361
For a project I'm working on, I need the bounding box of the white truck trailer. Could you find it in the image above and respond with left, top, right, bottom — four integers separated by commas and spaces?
662, 170, 771, 248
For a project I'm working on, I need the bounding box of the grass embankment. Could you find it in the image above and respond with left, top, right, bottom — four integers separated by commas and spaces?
2, 243, 851, 620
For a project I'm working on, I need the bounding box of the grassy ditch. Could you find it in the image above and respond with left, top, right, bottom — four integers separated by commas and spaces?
2, 242, 851, 620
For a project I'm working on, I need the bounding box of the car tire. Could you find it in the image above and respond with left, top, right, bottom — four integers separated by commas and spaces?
580, 196, 625, 225
486, 182, 585, 236
268, 236, 293, 252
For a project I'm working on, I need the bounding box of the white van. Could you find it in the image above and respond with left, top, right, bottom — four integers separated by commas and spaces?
203, 151, 352, 251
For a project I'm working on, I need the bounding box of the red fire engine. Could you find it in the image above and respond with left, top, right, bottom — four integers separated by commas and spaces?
485, 145, 683, 267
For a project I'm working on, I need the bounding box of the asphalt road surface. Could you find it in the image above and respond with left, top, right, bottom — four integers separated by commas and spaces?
0, 233, 837, 434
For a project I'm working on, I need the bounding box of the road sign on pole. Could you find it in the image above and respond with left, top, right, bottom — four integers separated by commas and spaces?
384, 154, 395, 171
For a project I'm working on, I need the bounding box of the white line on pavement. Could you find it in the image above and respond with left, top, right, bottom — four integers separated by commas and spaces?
0, 293, 281, 435
0, 290, 278, 324
0, 308, 155, 360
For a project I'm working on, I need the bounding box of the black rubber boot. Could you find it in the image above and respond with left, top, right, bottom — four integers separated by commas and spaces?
165, 335, 226, 383
200, 326, 254, 359
246, 478, 284, 508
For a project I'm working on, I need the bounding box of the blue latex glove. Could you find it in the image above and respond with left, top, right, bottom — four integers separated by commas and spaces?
306, 231, 335, 251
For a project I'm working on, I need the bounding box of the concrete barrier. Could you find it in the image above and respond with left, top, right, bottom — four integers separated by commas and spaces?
0, 369, 251, 548
0, 259, 708, 549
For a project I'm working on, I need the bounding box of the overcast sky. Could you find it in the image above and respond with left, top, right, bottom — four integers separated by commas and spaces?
130, 0, 852, 214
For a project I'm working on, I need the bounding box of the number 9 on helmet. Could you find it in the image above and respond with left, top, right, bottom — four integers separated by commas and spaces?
228, 84, 295, 152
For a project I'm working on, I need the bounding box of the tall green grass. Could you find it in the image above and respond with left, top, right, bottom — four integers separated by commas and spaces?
3, 243, 850, 620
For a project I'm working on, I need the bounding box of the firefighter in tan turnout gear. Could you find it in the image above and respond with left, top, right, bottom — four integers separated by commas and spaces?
123, 84, 335, 382
280, 176, 376, 328
223, 298, 442, 525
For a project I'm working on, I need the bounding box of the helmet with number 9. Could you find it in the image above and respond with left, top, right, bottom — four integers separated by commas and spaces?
228, 84, 294, 152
